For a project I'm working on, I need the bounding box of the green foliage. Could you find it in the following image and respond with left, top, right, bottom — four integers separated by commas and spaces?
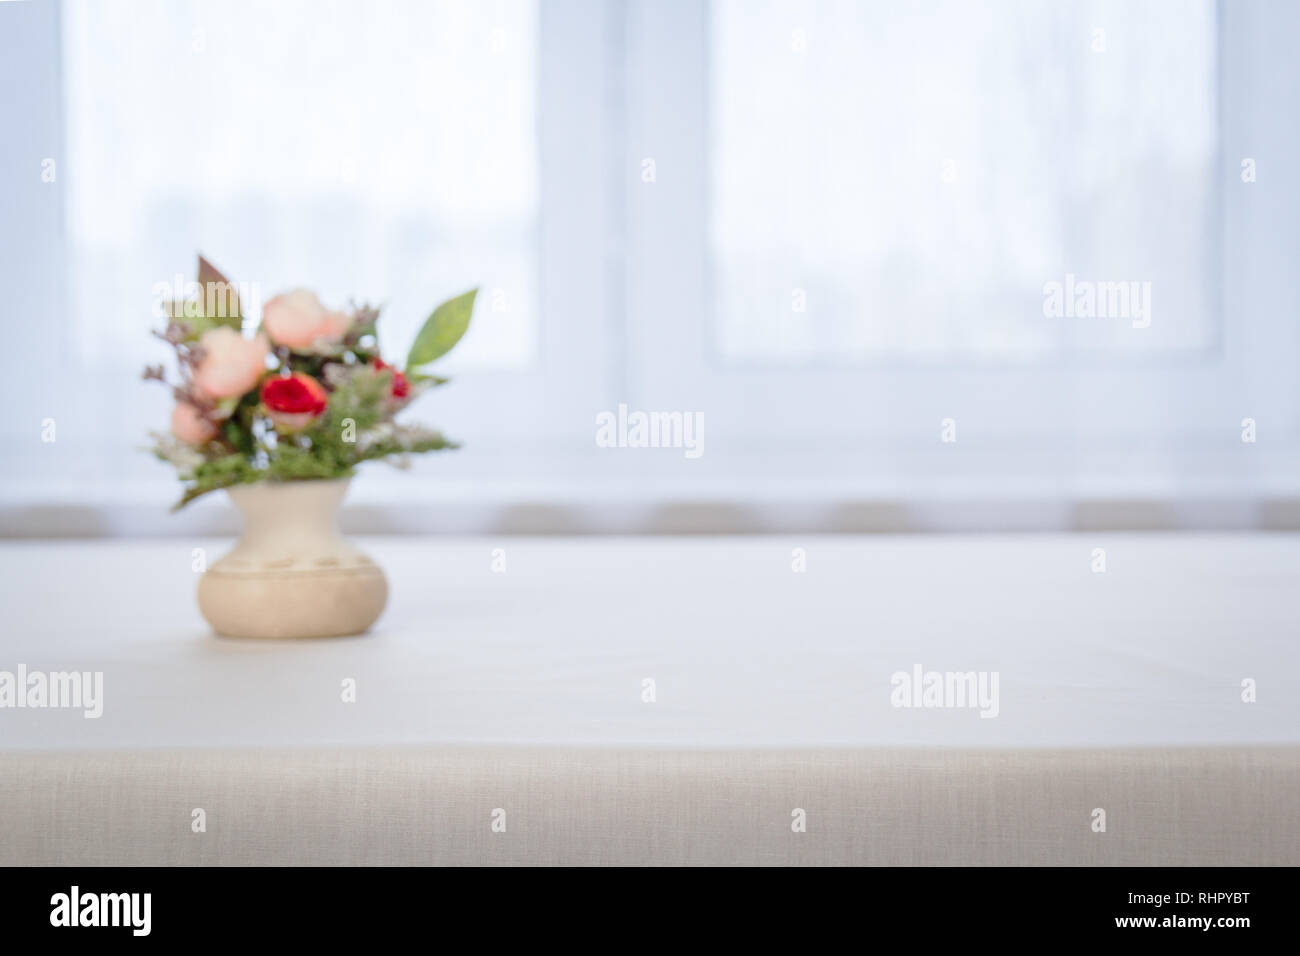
354, 426, 456, 465
169, 305, 242, 342
406, 370, 450, 387
345, 305, 381, 358
173, 451, 356, 509
162, 365, 459, 508
405, 288, 477, 371
173, 453, 268, 509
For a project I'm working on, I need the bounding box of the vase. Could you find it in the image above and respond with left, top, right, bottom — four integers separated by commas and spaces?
197, 478, 387, 638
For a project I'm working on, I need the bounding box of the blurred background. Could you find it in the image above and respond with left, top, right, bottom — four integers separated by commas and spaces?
1, 0, 1298, 535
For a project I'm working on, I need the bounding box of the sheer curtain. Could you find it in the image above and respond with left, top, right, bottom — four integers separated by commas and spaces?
63, 0, 539, 371
709, 0, 1218, 362
3, 0, 1299, 533
42, 0, 542, 499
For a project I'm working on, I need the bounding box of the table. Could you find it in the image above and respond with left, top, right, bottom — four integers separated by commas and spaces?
2, 535, 1297, 865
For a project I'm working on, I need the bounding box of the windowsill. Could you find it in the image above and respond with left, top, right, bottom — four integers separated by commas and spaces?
4, 433, 1299, 536
4, 474, 1300, 537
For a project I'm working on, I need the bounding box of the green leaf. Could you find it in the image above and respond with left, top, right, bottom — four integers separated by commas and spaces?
407, 371, 450, 387
163, 299, 219, 342
405, 288, 477, 371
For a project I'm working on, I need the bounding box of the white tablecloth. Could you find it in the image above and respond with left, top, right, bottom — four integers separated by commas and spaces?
2, 535, 1297, 864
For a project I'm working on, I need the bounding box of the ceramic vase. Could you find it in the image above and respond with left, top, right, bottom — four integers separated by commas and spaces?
197, 478, 386, 638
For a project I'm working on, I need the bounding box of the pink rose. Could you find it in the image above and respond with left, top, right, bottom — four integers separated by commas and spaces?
192, 327, 269, 400
171, 402, 218, 445
261, 289, 352, 351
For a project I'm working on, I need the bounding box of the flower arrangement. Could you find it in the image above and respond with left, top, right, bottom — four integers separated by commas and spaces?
145, 256, 475, 508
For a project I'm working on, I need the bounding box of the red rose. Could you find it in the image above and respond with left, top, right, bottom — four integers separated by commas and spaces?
261, 372, 328, 432
372, 358, 410, 400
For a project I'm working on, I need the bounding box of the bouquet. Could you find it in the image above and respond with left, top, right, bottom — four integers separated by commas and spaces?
145, 256, 475, 508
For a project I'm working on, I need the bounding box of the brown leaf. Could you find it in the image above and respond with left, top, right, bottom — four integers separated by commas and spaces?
197, 254, 241, 323
197, 254, 231, 289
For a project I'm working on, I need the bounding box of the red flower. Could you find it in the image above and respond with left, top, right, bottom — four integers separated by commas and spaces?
372, 358, 410, 400
261, 372, 327, 431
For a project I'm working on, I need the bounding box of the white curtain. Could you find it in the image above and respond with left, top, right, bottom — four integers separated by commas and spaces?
710, 0, 1217, 362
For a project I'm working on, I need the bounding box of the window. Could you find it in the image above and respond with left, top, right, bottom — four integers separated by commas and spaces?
1, 0, 1298, 529
36, 0, 612, 498
63, 0, 541, 371
623, 0, 1297, 478
709, 0, 1219, 362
